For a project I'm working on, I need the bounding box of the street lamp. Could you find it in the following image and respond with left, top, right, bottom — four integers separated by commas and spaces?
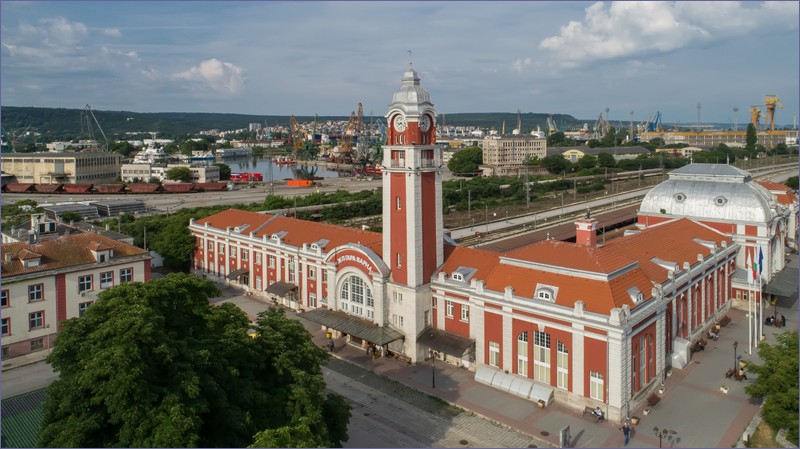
733, 341, 738, 371
505, 210, 509, 224
429, 348, 439, 388
652, 426, 676, 448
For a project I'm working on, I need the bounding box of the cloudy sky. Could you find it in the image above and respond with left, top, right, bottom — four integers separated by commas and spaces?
2, 1, 798, 126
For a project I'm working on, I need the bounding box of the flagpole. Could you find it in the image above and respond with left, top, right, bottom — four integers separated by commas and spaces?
748, 284, 752, 355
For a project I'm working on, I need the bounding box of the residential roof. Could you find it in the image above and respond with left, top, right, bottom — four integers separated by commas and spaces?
2, 233, 150, 277
755, 180, 798, 206
0, 388, 46, 449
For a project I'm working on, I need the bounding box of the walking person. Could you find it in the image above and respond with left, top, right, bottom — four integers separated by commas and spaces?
327, 338, 335, 352
620, 422, 631, 446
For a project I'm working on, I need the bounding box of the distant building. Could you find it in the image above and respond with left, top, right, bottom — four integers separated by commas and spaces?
2, 214, 135, 245
553, 146, 651, 163
1, 233, 151, 358
639, 130, 798, 149
1, 151, 121, 184
481, 135, 547, 177
120, 163, 219, 183
654, 146, 704, 158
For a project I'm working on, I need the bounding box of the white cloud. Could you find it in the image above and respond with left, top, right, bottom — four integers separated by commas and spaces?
172, 58, 245, 95
103, 28, 122, 37
538, 1, 800, 69
39, 17, 88, 47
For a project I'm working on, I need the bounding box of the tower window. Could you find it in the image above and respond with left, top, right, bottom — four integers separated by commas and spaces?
396, 196, 402, 210
396, 253, 402, 267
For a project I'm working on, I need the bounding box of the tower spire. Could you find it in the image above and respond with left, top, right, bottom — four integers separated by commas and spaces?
407, 50, 413, 67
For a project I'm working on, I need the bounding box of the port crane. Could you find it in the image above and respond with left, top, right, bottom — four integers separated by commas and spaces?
81, 105, 108, 151
547, 114, 558, 134
749, 106, 762, 129
289, 115, 304, 153
645, 111, 662, 132
763, 95, 784, 131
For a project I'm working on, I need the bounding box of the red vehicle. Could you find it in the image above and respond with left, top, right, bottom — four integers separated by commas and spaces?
230, 172, 264, 182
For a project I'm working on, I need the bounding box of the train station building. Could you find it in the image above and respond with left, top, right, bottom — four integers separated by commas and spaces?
190, 66, 755, 422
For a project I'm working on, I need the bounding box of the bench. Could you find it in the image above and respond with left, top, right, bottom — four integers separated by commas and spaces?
583, 406, 604, 422
647, 393, 660, 407
718, 315, 731, 327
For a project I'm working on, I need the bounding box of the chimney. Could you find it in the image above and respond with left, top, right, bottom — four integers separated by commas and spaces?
4, 253, 12, 263
28, 229, 36, 245
574, 211, 599, 247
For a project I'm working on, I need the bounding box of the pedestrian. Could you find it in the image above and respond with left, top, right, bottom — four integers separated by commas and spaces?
781, 314, 786, 327
620, 422, 631, 446
364, 342, 370, 354
328, 338, 335, 352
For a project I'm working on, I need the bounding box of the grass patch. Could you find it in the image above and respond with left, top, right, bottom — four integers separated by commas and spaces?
745, 420, 779, 448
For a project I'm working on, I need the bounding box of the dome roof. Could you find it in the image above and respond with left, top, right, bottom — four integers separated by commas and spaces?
387, 64, 434, 118
639, 163, 775, 223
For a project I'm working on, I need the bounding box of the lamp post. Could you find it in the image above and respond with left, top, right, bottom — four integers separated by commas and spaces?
471, 217, 475, 231
429, 348, 438, 388
505, 210, 509, 224
652, 426, 676, 448
733, 341, 738, 371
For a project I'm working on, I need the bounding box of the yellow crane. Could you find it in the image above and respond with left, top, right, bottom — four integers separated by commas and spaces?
749, 106, 762, 129
763, 95, 784, 131
289, 115, 304, 152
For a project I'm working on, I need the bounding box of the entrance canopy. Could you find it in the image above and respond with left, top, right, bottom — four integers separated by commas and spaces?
764, 265, 799, 298
302, 308, 404, 346
417, 327, 475, 358
225, 268, 249, 280
266, 281, 297, 297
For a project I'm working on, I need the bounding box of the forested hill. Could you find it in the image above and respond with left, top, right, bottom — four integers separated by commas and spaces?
1, 106, 580, 140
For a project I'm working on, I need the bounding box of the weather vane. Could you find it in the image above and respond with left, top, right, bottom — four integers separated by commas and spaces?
408, 50, 412, 66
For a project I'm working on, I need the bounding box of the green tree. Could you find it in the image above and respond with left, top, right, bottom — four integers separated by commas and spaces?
180, 140, 209, 157
39, 274, 350, 448
447, 146, 482, 176
214, 162, 232, 181
165, 166, 193, 182
110, 140, 136, 157
745, 123, 757, 152
547, 131, 565, 146
745, 331, 799, 445
540, 154, 572, 175
577, 154, 597, 170
60, 211, 82, 223
149, 218, 196, 270
785, 176, 798, 190
596, 152, 616, 168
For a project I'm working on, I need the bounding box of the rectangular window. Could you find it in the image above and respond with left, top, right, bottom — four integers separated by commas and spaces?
489, 341, 500, 368
424, 310, 430, 326
208, 241, 213, 251
120, 268, 133, 283
736, 290, 741, 299
1, 290, 8, 307
517, 332, 529, 376
396, 252, 402, 267
78, 275, 93, 293
255, 253, 262, 265
309, 293, 317, 308
1, 318, 9, 336
557, 341, 569, 390
393, 291, 404, 303
268, 256, 276, 268
2, 347, 8, 357
241, 249, 249, 261
322, 270, 328, 282
28, 284, 44, 302
432, 297, 437, 309
396, 196, 402, 210
30, 338, 44, 351
29, 311, 44, 330
100, 271, 113, 288
534, 331, 551, 384
79, 301, 94, 317
590, 371, 604, 401
308, 267, 316, 280
460, 305, 469, 322
445, 300, 454, 317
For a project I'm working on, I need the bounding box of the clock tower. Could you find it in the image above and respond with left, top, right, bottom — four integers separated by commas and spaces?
382, 64, 442, 289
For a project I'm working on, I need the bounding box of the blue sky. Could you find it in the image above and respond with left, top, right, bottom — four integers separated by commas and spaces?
2, 1, 798, 126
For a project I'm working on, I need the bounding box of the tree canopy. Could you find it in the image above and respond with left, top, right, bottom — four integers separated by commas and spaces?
38, 273, 351, 448
744, 330, 799, 445
541, 154, 572, 175
165, 166, 193, 182
447, 146, 483, 176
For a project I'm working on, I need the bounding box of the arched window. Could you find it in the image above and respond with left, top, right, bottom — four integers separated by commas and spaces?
517, 331, 528, 376
339, 275, 374, 319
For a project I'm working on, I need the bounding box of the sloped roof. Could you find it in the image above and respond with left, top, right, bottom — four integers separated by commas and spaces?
195, 209, 384, 255
2, 234, 150, 277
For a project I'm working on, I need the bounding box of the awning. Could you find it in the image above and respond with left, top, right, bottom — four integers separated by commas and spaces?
265, 281, 297, 297
225, 268, 249, 280
301, 308, 404, 346
417, 327, 475, 358
764, 265, 799, 298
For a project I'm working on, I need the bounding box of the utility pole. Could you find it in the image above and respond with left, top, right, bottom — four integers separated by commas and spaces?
468, 190, 471, 218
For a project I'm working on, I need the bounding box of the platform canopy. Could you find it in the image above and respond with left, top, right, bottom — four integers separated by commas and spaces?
416, 327, 475, 358
301, 308, 404, 346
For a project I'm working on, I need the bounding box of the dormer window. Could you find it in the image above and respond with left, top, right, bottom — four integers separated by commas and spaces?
534, 283, 558, 302
311, 243, 319, 250
451, 272, 464, 282
628, 286, 644, 304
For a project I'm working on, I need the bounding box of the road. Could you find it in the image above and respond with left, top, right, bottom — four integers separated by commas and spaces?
1, 359, 57, 398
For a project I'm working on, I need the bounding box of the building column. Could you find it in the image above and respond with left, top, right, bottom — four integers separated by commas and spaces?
656, 306, 665, 378
472, 299, 485, 366
571, 326, 585, 397
502, 306, 513, 372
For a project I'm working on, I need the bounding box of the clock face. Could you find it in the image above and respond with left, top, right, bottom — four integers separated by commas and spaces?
419, 115, 431, 132
393, 115, 407, 132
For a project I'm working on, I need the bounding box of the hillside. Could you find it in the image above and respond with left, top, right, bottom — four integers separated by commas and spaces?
0, 106, 580, 142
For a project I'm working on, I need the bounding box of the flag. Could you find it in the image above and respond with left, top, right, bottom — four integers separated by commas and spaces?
746, 252, 754, 285
758, 247, 764, 275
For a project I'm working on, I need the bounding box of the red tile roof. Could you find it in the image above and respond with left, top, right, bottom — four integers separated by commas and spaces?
756, 180, 792, 192
504, 240, 635, 274
2, 234, 150, 277
194, 209, 384, 255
